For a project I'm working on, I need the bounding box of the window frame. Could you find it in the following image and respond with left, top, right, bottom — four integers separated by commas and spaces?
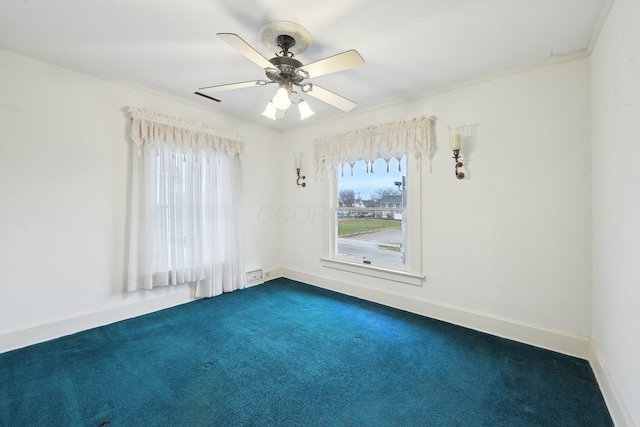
322, 155, 424, 286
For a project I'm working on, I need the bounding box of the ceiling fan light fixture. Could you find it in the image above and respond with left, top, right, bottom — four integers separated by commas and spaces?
272, 84, 292, 110
298, 99, 315, 120
262, 102, 278, 120
262, 101, 287, 120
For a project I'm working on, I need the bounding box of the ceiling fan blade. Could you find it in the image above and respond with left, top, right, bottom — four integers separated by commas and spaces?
198, 80, 266, 92
196, 80, 267, 100
305, 85, 356, 112
217, 33, 274, 69
298, 50, 364, 79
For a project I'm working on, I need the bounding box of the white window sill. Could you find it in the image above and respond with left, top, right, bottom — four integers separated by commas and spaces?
320, 257, 424, 287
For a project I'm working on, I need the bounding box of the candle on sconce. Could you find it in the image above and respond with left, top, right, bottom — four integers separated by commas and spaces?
293, 151, 306, 187
452, 134, 461, 151
293, 151, 303, 169
447, 122, 467, 180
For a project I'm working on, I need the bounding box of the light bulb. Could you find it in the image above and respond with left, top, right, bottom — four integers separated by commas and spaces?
298, 100, 315, 120
272, 86, 291, 110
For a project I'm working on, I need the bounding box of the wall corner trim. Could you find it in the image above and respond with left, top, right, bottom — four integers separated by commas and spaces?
589, 341, 636, 427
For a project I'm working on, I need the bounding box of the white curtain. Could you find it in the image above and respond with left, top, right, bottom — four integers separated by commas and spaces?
127, 108, 245, 297
313, 115, 435, 177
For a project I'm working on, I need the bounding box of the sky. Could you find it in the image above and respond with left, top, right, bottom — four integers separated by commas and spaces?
337, 156, 407, 200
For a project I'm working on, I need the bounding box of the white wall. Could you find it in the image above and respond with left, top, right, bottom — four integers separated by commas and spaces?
591, 0, 640, 424
0, 48, 282, 351
281, 59, 593, 356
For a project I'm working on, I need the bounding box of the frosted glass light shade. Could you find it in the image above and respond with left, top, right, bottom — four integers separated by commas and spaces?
298, 100, 315, 120
263, 102, 286, 120
262, 102, 278, 120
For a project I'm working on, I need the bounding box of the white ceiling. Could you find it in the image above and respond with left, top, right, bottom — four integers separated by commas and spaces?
0, 0, 608, 130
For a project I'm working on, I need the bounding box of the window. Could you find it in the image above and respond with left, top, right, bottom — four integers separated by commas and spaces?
127, 108, 246, 297
336, 156, 407, 267
326, 155, 423, 286
313, 115, 432, 286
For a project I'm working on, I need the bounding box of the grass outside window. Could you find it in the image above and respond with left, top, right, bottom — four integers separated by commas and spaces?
338, 218, 401, 237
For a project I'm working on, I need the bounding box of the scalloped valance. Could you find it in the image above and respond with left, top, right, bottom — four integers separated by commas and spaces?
313, 115, 434, 176
129, 107, 244, 159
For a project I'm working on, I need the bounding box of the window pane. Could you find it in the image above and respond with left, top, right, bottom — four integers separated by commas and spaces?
337, 211, 404, 266
338, 157, 406, 207
336, 156, 407, 267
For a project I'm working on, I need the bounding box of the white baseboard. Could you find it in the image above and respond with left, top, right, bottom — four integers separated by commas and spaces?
589, 341, 636, 427
282, 267, 591, 359
264, 267, 285, 281
0, 273, 285, 355
0, 289, 195, 354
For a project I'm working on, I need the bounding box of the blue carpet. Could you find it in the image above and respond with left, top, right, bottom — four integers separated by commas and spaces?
0, 278, 612, 426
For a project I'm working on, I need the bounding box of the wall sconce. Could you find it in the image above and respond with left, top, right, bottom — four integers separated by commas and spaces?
294, 151, 306, 187
448, 123, 468, 180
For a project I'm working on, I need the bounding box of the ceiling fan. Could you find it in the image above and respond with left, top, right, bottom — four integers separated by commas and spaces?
195, 21, 364, 120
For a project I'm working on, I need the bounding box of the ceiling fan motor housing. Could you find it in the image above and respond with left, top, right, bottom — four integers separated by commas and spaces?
267, 56, 305, 84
